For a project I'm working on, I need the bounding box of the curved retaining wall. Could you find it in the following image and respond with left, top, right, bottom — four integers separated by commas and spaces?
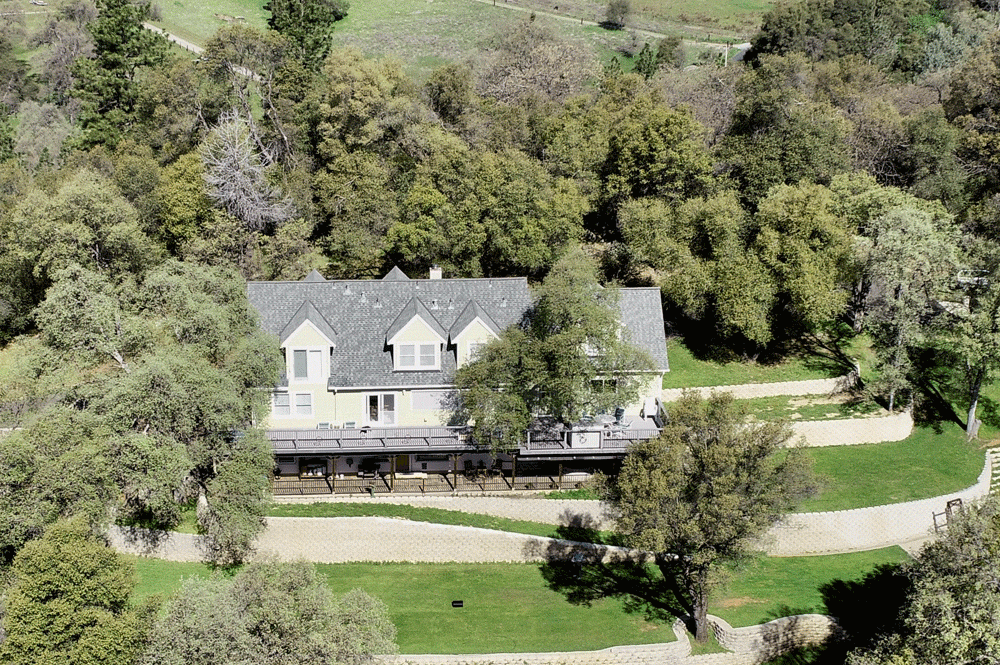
790, 409, 913, 447
766, 455, 991, 556
662, 374, 856, 402
383, 613, 839, 665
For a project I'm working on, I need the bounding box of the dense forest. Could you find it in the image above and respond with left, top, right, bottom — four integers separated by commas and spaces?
1, 0, 1000, 660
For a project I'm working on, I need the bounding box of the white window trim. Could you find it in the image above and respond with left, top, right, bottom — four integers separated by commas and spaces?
273, 391, 313, 418
364, 392, 397, 426
273, 392, 290, 417
394, 342, 440, 371
288, 347, 326, 384
294, 392, 313, 416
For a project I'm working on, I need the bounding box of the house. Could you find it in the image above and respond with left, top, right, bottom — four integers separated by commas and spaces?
247, 267, 669, 491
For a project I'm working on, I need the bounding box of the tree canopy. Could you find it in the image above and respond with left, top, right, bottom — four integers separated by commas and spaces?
0, 519, 153, 665
455, 246, 654, 448
602, 391, 817, 642
141, 560, 397, 665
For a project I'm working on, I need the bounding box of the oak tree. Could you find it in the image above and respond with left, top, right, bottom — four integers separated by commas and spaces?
602, 391, 816, 643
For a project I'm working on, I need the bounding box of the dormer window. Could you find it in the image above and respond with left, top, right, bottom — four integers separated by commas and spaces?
290, 348, 323, 382
396, 342, 439, 370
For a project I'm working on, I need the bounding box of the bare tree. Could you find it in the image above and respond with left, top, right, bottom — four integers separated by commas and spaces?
200, 112, 295, 233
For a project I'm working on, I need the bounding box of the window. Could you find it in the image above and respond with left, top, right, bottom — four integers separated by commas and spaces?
419, 344, 436, 366
366, 393, 396, 425
396, 343, 438, 370
412, 390, 452, 411
468, 341, 486, 359
273, 392, 290, 416
291, 349, 323, 381
295, 393, 312, 416
399, 345, 416, 368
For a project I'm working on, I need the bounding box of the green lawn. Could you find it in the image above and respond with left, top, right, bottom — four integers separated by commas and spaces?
662, 337, 863, 389
267, 502, 607, 540
738, 394, 882, 422
713, 546, 911, 628
796, 424, 985, 512
131, 548, 908, 653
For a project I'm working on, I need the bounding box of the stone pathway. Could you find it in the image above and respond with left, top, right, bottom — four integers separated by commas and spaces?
110, 516, 637, 564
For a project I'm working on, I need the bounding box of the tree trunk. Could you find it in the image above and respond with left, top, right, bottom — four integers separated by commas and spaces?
692, 585, 710, 643
968, 367, 984, 440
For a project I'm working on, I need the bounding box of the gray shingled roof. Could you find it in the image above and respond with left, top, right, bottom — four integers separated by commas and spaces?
385, 297, 448, 344
248, 273, 668, 389
617, 288, 670, 372
279, 300, 337, 346
449, 300, 500, 340
249, 274, 533, 388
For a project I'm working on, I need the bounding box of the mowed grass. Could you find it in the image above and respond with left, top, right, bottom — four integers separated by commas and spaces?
131, 558, 675, 652
131, 548, 909, 652
738, 394, 883, 421
662, 338, 851, 389
268, 502, 599, 540
796, 424, 985, 512
713, 546, 912, 628
148, 0, 268, 49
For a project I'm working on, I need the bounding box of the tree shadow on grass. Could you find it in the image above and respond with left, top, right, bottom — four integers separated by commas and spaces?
911, 345, 966, 431
673, 315, 858, 378
526, 511, 693, 632
762, 563, 911, 664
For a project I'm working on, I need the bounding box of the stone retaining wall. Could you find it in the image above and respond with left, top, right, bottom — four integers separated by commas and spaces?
790, 409, 913, 447
662, 374, 856, 403
767, 455, 991, 555
384, 613, 840, 665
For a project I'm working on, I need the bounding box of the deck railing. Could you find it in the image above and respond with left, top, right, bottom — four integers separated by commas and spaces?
268, 424, 660, 455
267, 426, 471, 452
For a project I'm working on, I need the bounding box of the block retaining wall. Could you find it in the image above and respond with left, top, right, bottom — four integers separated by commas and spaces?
767, 455, 991, 555
662, 374, 857, 402
790, 409, 913, 447
386, 613, 840, 665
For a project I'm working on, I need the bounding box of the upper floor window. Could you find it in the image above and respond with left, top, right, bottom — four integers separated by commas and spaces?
291, 349, 323, 382
396, 342, 439, 370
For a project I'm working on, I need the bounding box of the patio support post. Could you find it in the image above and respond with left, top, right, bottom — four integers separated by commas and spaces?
511, 456, 516, 491
558, 463, 563, 488
391, 455, 396, 493
452, 454, 458, 490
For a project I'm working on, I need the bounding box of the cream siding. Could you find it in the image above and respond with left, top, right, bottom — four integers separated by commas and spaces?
453, 318, 498, 367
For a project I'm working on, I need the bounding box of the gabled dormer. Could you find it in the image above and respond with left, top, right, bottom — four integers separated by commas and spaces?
448, 300, 500, 367
280, 300, 337, 384
386, 298, 447, 371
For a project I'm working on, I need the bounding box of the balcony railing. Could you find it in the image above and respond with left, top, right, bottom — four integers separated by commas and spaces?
520, 426, 659, 454
268, 423, 661, 455
267, 426, 471, 453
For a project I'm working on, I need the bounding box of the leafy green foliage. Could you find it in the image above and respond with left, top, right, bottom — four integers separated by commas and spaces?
456, 247, 654, 447
72, 0, 167, 148
0, 519, 153, 665
603, 391, 817, 642
846, 497, 1000, 664
265, 0, 348, 71
141, 560, 396, 665
0, 409, 116, 566
14, 260, 281, 564
747, 0, 930, 68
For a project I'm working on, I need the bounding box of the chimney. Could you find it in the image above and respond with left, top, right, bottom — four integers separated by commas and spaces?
429, 265, 442, 280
